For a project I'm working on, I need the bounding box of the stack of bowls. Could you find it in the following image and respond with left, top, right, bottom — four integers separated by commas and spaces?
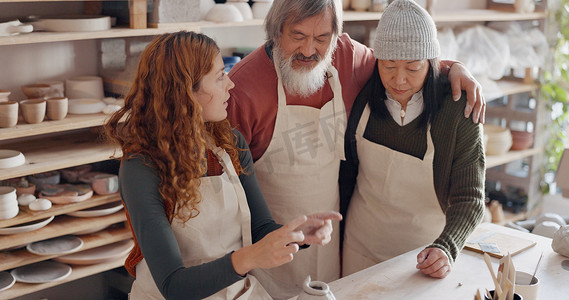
0, 186, 19, 220
510, 130, 534, 150
484, 124, 512, 156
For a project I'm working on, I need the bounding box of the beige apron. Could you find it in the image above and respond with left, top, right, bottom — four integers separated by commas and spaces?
342, 104, 446, 276
129, 147, 271, 299
251, 61, 346, 299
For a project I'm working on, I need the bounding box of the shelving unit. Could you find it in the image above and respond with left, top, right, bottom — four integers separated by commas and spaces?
0, 1, 549, 298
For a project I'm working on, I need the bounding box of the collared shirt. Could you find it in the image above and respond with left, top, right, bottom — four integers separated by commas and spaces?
385, 90, 424, 126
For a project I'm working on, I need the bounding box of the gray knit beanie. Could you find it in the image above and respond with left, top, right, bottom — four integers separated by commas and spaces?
373, 0, 440, 60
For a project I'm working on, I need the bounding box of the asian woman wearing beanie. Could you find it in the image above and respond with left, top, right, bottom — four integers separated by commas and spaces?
340, 0, 485, 278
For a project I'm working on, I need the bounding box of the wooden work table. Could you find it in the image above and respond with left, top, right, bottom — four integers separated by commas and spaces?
322, 222, 568, 299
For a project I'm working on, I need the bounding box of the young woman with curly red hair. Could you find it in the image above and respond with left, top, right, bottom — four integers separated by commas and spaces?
105, 31, 341, 300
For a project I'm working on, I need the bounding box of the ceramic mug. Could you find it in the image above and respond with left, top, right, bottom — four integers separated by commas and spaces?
91, 174, 119, 195
515, 271, 539, 300
20, 99, 46, 124
45, 97, 68, 120
0, 101, 19, 128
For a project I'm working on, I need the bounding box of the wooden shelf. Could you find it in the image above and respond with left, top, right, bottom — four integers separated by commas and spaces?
496, 80, 537, 96
434, 9, 546, 22
0, 224, 131, 271
0, 130, 122, 181
343, 9, 546, 23
0, 256, 127, 299
0, 193, 120, 228
0, 211, 127, 250
486, 147, 542, 169
0, 113, 110, 142
0, 8, 547, 46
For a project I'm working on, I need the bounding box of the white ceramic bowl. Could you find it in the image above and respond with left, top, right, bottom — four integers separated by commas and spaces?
31, 15, 111, 32
227, 2, 253, 20
205, 4, 244, 23
0, 150, 25, 169
68, 98, 106, 114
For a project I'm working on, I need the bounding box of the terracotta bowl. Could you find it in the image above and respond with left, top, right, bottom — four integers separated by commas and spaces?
510, 130, 534, 151
21, 83, 51, 99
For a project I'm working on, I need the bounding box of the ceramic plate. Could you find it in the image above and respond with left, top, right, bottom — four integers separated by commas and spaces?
11, 261, 72, 283
0, 215, 55, 235
73, 224, 110, 235
26, 235, 83, 256
54, 239, 134, 265
66, 201, 123, 218
0, 271, 15, 292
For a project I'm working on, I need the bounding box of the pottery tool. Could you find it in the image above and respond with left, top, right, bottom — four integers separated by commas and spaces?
529, 252, 543, 285
484, 253, 503, 296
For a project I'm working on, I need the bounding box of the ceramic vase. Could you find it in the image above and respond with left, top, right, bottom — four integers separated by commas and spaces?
297, 276, 336, 300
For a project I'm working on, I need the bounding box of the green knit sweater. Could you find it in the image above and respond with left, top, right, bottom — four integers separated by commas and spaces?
339, 73, 486, 263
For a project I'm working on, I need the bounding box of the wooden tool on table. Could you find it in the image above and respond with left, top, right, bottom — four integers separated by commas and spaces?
482, 252, 516, 300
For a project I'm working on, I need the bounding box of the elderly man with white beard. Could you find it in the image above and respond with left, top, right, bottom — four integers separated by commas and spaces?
226, 0, 485, 298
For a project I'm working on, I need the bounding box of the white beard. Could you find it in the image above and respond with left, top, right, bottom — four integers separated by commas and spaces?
273, 44, 335, 98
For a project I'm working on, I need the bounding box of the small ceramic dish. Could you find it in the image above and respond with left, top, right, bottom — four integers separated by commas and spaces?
67, 201, 123, 218
68, 98, 106, 114
11, 261, 72, 283
0, 150, 25, 169
26, 235, 84, 256
0, 215, 54, 235
0, 271, 15, 292
38, 184, 93, 204
54, 239, 134, 265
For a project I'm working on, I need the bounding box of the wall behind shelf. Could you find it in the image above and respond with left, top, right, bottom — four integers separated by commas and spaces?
0, 3, 97, 101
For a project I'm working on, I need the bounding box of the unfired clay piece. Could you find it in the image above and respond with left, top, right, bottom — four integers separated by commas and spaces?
29, 198, 52, 211
552, 225, 569, 258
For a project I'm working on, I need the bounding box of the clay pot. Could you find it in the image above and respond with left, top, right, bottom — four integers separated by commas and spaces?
21, 83, 51, 99
510, 130, 534, 151
91, 174, 119, 195
0, 101, 19, 128
20, 99, 46, 124
297, 276, 336, 300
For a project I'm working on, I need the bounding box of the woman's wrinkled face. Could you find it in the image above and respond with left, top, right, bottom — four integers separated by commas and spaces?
377, 59, 429, 104
194, 53, 235, 122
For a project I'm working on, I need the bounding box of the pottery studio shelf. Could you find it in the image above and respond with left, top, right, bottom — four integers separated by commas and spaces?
0, 223, 130, 270
0, 193, 120, 228
0, 113, 111, 141
0, 209, 126, 250
485, 147, 542, 169
0, 130, 122, 181
342, 9, 546, 22
1, 255, 128, 299
0, 8, 547, 46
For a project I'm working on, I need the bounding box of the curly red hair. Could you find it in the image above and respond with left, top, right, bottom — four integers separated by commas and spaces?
105, 31, 243, 222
